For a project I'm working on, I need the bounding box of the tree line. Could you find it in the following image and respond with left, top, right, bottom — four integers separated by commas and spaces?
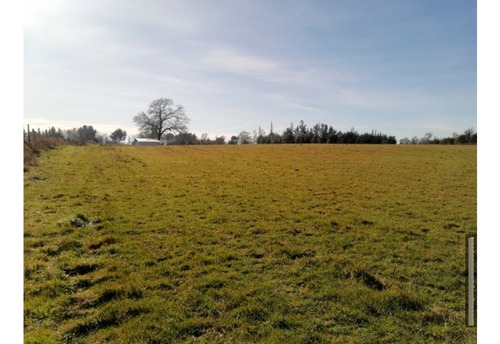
24, 122, 476, 147
24, 125, 128, 145
253, 121, 397, 145
24, 97, 476, 147
131, 98, 398, 145
131, 123, 398, 146
399, 129, 477, 145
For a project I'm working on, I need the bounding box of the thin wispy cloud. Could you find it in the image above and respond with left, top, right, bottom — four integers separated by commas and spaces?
261, 93, 325, 113
204, 48, 277, 76
105, 0, 202, 35
415, 122, 466, 135
202, 46, 347, 90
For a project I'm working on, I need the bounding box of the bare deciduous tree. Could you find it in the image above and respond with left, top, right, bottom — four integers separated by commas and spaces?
238, 131, 252, 144
134, 98, 189, 141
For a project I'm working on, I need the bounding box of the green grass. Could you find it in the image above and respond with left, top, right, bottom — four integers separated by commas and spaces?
24, 144, 476, 343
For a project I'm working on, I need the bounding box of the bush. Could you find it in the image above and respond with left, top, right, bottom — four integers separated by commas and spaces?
24, 137, 67, 166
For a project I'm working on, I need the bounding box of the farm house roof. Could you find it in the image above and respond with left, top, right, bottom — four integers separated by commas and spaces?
134, 138, 161, 143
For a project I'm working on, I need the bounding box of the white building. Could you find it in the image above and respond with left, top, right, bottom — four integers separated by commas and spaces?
133, 138, 161, 146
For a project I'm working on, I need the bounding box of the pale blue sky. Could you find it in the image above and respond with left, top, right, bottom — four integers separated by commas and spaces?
24, 0, 476, 140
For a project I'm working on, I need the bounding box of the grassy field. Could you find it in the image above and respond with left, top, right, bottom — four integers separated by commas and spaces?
24, 144, 476, 343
